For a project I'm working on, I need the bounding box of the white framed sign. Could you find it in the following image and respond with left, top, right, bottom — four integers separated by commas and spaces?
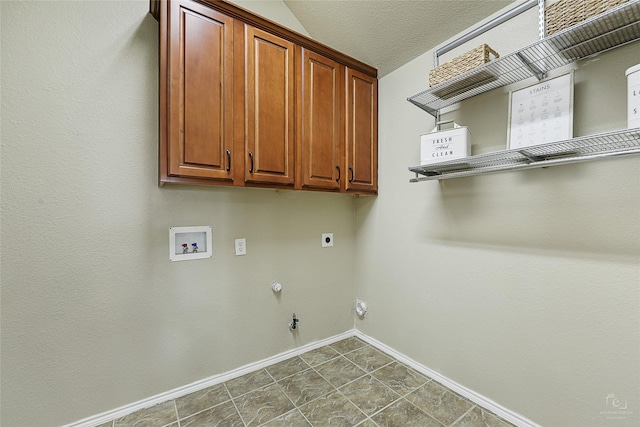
507, 72, 573, 149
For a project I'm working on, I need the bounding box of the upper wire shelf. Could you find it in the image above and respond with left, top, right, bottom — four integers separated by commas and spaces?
408, 1, 640, 116
409, 128, 640, 181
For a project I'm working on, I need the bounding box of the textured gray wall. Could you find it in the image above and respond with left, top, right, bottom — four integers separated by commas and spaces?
0, 1, 355, 425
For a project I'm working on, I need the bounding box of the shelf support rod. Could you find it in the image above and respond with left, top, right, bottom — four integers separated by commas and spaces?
434, 0, 538, 67
538, 0, 545, 40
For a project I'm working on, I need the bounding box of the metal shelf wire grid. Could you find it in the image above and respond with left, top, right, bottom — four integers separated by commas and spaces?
408, 1, 640, 116
409, 128, 640, 181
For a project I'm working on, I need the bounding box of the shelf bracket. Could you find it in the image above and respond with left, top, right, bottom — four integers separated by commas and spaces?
516, 52, 546, 81
517, 149, 545, 163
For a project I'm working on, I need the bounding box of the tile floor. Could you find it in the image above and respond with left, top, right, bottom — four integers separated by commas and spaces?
99, 337, 515, 427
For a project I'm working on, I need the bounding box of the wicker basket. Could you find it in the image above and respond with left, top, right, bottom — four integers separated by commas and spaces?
545, 0, 630, 36
429, 44, 499, 88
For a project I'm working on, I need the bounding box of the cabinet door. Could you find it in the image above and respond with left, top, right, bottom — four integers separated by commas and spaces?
298, 49, 343, 190
166, 0, 234, 181
345, 68, 378, 194
245, 26, 296, 186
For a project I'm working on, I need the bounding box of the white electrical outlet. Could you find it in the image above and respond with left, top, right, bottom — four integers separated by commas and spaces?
322, 233, 333, 247
235, 238, 246, 256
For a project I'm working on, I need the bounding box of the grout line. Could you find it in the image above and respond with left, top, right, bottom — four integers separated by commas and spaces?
354, 331, 535, 427
314, 355, 367, 388
264, 367, 278, 384
330, 388, 370, 426
278, 363, 341, 414
173, 384, 238, 425
224, 369, 276, 401
91, 336, 520, 427
338, 374, 401, 421
267, 356, 313, 382
297, 409, 314, 427
265, 381, 305, 426
172, 400, 181, 427
449, 404, 478, 427
224, 383, 248, 427
270, 344, 379, 426
359, 371, 439, 426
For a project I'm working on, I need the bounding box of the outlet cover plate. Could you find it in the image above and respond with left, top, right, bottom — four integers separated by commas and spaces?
235, 238, 246, 256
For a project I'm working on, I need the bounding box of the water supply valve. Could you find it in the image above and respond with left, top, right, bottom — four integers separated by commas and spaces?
289, 313, 300, 330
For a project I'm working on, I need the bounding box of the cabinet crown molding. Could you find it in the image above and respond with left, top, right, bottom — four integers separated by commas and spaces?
150, 0, 377, 78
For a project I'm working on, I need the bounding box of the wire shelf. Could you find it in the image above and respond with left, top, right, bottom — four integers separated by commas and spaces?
409, 128, 640, 181
408, 1, 640, 116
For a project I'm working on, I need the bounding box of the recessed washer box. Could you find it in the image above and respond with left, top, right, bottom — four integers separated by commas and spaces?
169, 226, 212, 261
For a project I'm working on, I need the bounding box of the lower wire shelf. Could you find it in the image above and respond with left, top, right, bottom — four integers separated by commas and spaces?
409, 128, 640, 182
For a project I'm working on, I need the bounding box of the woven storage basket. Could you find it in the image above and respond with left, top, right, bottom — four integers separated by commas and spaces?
429, 44, 499, 88
545, 0, 629, 36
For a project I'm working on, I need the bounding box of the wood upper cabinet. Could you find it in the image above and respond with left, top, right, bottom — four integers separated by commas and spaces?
345, 68, 378, 194
243, 26, 296, 186
155, 0, 377, 194
163, 0, 236, 183
297, 48, 344, 191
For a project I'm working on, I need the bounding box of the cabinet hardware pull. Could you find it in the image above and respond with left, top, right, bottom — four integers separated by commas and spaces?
249, 151, 254, 173
226, 150, 231, 172
336, 166, 341, 182
349, 167, 354, 182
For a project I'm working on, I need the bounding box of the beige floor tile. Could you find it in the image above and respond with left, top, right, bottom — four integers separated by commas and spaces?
260, 409, 312, 426
330, 337, 368, 354
225, 368, 274, 398
234, 382, 295, 426
406, 381, 474, 426
278, 369, 335, 406
339, 375, 399, 416
266, 356, 311, 381
372, 362, 430, 396
343, 345, 394, 373
299, 390, 367, 427
175, 383, 230, 419
315, 356, 367, 388
95, 340, 516, 427
300, 345, 340, 366
179, 401, 243, 427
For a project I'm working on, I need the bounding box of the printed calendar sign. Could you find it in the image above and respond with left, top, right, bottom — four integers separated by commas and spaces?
507, 72, 573, 149
627, 64, 640, 128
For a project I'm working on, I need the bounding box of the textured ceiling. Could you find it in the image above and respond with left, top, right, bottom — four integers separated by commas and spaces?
282, 0, 515, 77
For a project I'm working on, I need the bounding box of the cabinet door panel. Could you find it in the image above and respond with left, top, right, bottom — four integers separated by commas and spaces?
245, 26, 295, 185
300, 49, 343, 190
168, 1, 233, 180
346, 68, 378, 193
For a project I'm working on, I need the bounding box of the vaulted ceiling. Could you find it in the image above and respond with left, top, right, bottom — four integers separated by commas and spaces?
282, 0, 515, 77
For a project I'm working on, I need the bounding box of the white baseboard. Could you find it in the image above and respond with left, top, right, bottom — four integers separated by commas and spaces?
354, 330, 540, 427
66, 329, 538, 427
64, 330, 356, 427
